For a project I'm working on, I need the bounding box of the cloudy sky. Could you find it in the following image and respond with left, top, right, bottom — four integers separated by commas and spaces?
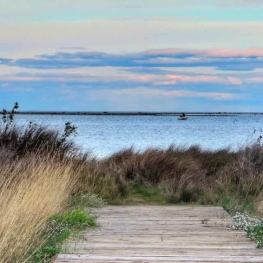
1, 0, 263, 112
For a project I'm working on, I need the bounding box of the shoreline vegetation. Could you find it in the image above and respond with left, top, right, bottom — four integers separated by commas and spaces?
2, 103, 263, 262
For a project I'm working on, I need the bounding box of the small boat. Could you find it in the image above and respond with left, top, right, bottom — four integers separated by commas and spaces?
178, 116, 188, 120
178, 113, 188, 120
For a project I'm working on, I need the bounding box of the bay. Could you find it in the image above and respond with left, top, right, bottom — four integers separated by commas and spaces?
14, 114, 263, 158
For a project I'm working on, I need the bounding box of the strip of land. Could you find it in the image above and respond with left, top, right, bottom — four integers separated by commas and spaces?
4, 111, 263, 116
55, 206, 263, 263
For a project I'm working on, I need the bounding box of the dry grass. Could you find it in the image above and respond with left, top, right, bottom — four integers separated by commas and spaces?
0, 124, 78, 159
1, 118, 263, 262
209, 144, 263, 214
104, 145, 236, 184
0, 123, 128, 262
0, 156, 74, 263
101, 146, 237, 203
72, 158, 129, 201
98, 144, 263, 209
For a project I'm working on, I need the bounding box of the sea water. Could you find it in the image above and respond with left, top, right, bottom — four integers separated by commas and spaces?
14, 114, 263, 158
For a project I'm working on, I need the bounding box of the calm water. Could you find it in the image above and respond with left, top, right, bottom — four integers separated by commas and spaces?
15, 114, 263, 158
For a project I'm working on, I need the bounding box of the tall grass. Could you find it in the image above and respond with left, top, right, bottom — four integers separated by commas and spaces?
101, 145, 238, 203
1, 111, 263, 260
0, 156, 74, 263
0, 123, 125, 262
0, 124, 78, 159
96, 144, 263, 211
71, 157, 129, 202
212, 144, 263, 213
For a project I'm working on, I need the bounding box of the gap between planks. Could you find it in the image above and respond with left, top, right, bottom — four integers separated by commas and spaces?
55, 206, 263, 263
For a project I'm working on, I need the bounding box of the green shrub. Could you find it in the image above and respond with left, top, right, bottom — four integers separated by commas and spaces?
29, 210, 95, 263
248, 223, 263, 248
32, 245, 62, 263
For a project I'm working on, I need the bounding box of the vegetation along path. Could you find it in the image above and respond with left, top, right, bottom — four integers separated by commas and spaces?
55, 206, 263, 263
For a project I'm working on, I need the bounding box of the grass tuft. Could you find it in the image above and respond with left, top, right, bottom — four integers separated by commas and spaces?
0, 156, 74, 263
2, 110, 263, 258
29, 210, 95, 262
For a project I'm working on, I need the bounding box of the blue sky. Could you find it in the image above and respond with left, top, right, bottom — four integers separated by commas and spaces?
1, 0, 263, 111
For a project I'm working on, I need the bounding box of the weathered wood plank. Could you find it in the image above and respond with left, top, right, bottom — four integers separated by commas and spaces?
56, 254, 263, 262
55, 206, 263, 263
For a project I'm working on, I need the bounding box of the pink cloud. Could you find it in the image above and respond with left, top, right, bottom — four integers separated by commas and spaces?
163, 75, 242, 85
250, 77, 263, 83
0, 71, 243, 86
0, 76, 41, 81
164, 90, 240, 100
89, 87, 241, 101
127, 74, 242, 85
225, 77, 244, 85
144, 48, 198, 55
206, 49, 263, 57
145, 48, 263, 58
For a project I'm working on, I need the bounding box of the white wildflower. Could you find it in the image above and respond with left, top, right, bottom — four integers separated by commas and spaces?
230, 212, 261, 231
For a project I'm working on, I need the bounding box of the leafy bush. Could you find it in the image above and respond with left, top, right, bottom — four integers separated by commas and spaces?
230, 212, 263, 248
30, 210, 95, 262
0, 103, 79, 159
52, 210, 95, 227
247, 222, 263, 248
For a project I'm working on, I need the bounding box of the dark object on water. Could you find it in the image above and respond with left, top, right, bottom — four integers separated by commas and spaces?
178, 113, 188, 120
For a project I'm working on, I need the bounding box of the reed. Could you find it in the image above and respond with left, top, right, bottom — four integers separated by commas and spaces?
0, 156, 74, 263
0, 122, 78, 159
1, 111, 263, 261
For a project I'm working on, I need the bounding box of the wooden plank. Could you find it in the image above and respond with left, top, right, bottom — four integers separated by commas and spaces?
55, 206, 263, 263
56, 254, 263, 262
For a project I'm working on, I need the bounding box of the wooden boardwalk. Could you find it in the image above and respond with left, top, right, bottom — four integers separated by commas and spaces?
55, 206, 263, 262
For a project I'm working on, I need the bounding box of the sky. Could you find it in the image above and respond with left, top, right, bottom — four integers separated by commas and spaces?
1, 0, 263, 112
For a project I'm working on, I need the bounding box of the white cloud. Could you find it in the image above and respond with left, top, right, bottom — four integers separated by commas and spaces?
87, 87, 241, 101
0, 0, 236, 22
0, 19, 263, 58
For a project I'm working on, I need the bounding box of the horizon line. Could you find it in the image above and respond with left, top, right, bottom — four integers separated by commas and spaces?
3, 111, 263, 116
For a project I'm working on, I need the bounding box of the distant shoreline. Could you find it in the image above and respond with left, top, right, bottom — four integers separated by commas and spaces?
3, 111, 263, 116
